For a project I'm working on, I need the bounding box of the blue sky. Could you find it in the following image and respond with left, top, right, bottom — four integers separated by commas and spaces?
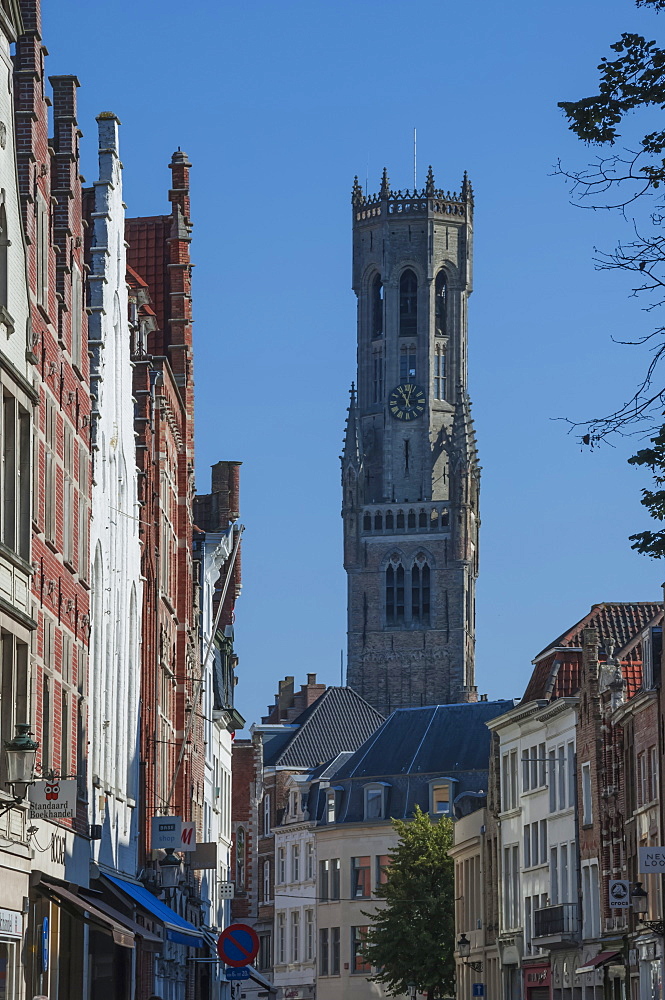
45, 1, 665, 727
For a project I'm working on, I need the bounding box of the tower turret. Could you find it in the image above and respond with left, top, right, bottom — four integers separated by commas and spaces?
342, 168, 479, 715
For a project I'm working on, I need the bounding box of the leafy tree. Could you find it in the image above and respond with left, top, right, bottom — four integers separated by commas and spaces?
557, 0, 665, 442
361, 807, 455, 999
558, 0, 665, 555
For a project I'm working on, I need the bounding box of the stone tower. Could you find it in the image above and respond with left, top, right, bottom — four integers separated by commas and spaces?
342, 167, 480, 716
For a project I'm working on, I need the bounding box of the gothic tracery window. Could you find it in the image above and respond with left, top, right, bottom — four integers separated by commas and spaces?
386, 556, 405, 624
434, 348, 446, 400
400, 269, 417, 336
435, 270, 447, 337
386, 552, 432, 626
411, 555, 431, 624
371, 273, 384, 338
400, 345, 416, 381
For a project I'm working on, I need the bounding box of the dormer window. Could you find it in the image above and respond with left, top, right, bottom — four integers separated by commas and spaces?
363, 782, 389, 820
326, 790, 336, 823
429, 778, 455, 815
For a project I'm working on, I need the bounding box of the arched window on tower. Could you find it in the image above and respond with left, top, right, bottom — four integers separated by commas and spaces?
400, 269, 417, 336
0, 204, 8, 310
435, 271, 447, 337
412, 556, 431, 624
386, 558, 405, 624
434, 347, 446, 401
371, 274, 384, 338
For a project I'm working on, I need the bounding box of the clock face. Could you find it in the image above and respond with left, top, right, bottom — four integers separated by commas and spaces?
389, 383, 426, 420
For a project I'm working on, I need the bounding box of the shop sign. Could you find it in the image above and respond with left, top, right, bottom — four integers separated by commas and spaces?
0, 908, 22, 938
151, 816, 182, 849
180, 821, 196, 851
609, 879, 631, 907
29, 779, 76, 819
639, 846, 665, 872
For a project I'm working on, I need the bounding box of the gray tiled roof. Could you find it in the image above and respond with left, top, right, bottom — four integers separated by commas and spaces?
266, 687, 384, 768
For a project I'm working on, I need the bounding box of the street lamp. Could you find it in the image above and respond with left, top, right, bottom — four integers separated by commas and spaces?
407, 983, 417, 1000
457, 933, 483, 973
631, 882, 665, 935
159, 848, 182, 889
2, 723, 38, 813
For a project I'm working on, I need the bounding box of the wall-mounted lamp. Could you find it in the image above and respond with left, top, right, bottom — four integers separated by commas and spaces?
2, 723, 39, 816
159, 848, 182, 889
457, 933, 483, 973
631, 882, 664, 935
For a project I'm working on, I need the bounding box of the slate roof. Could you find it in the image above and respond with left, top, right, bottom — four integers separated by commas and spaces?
332, 700, 515, 780
126, 215, 171, 341
263, 687, 384, 769
523, 603, 662, 703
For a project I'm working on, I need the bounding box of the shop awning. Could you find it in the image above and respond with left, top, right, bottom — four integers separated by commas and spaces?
38, 879, 136, 949
106, 874, 204, 948
576, 952, 622, 974
79, 892, 162, 950
248, 966, 278, 993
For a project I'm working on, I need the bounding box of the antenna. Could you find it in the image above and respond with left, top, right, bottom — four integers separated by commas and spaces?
413, 127, 417, 190
340, 649, 344, 686
365, 154, 369, 197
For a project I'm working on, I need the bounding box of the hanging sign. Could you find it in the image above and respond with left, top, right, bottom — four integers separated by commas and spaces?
609, 880, 631, 908
639, 846, 665, 872
151, 816, 182, 850
29, 779, 77, 819
180, 821, 196, 851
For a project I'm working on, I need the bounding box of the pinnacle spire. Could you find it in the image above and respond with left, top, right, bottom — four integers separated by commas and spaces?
451, 386, 479, 473
461, 170, 473, 203
352, 175, 364, 207
342, 381, 361, 470
380, 167, 390, 199
426, 165, 435, 196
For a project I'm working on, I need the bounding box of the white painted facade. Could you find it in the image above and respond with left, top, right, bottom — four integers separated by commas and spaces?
488, 698, 579, 1000
87, 114, 142, 877
0, 6, 40, 997
273, 774, 317, 1000
198, 529, 235, 1000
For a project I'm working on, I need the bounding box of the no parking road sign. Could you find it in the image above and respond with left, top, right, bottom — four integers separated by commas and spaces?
217, 923, 260, 967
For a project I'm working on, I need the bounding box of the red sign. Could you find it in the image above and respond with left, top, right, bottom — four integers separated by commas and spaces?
217, 923, 260, 967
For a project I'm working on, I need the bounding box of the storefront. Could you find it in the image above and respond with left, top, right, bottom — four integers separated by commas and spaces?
637, 936, 662, 1000
0, 907, 23, 1000
523, 960, 552, 1000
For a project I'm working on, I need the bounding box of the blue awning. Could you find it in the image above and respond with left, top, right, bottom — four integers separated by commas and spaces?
105, 874, 204, 948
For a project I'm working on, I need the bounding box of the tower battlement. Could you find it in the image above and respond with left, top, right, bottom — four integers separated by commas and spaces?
352, 167, 473, 225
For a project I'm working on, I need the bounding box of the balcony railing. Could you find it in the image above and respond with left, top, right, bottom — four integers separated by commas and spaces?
534, 903, 577, 939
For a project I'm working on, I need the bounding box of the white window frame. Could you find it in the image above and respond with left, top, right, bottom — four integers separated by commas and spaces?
264, 792, 271, 835
581, 762, 592, 825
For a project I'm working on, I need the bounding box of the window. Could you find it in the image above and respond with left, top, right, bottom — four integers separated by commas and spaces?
0, 634, 29, 787
371, 274, 383, 338
523, 825, 531, 868
263, 793, 271, 835
278, 846, 286, 883
411, 558, 430, 623
306, 841, 314, 879
319, 928, 329, 975
71, 265, 82, 369
330, 858, 340, 900
258, 934, 271, 971
236, 827, 245, 889
548, 748, 556, 812
352, 857, 371, 898
326, 790, 336, 823
434, 349, 446, 400
650, 746, 659, 803
431, 782, 450, 815
36, 192, 49, 308
567, 742, 575, 807
399, 269, 417, 336
331, 926, 340, 975
2, 394, 31, 559
292, 844, 300, 882
582, 860, 600, 939
277, 912, 286, 965
0, 205, 7, 310
63, 421, 74, 565
306, 910, 314, 961
386, 558, 405, 625
263, 860, 270, 902
291, 911, 300, 962
435, 271, 447, 336
351, 926, 371, 973
44, 397, 56, 545
319, 859, 329, 901
400, 344, 417, 381
364, 785, 385, 820
503, 845, 520, 929
376, 854, 391, 887
501, 750, 518, 810
550, 847, 559, 905
581, 762, 592, 825
372, 352, 384, 403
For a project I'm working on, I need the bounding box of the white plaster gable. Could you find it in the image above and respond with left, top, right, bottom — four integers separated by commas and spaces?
87, 114, 142, 877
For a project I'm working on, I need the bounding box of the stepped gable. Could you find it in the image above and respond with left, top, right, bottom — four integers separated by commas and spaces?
523, 602, 663, 704
332, 700, 515, 781
264, 687, 384, 769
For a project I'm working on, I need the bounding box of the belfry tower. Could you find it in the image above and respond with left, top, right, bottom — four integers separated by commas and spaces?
342, 168, 480, 716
